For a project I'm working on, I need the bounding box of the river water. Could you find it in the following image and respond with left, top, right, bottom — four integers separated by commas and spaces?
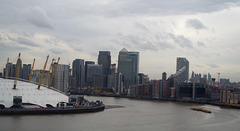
1, 96, 240, 131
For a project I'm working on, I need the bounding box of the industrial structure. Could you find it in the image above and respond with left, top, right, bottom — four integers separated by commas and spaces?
0, 54, 68, 108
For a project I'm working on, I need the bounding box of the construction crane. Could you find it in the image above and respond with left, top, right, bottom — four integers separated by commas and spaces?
38, 55, 49, 89
29, 58, 35, 82
13, 53, 21, 89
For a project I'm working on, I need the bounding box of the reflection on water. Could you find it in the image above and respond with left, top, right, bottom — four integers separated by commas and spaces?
0, 96, 240, 131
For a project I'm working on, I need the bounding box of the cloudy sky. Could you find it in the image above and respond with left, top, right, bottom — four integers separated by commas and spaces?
0, 0, 240, 82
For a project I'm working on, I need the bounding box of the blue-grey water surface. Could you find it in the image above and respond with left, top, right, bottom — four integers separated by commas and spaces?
1, 96, 240, 131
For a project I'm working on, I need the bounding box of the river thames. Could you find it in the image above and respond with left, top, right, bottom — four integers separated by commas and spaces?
1, 96, 240, 131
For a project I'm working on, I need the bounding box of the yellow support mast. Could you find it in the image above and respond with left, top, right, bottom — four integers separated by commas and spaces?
44, 58, 55, 86
28, 58, 35, 82
37, 55, 49, 89
5, 58, 9, 79
48, 57, 60, 88
13, 53, 21, 89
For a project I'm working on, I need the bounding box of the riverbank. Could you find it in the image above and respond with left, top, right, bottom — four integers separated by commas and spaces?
86, 94, 240, 109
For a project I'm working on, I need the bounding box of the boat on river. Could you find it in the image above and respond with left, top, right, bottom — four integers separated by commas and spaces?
191, 107, 211, 113
0, 102, 105, 115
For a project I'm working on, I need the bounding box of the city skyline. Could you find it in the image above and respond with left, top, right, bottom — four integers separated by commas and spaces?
0, 1, 240, 82
0, 50, 239, 83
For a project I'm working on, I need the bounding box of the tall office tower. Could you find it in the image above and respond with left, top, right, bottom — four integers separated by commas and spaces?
162, 72, 167, 81
176, 57, 189, 82
72, 59, 85, 89
98, 51, 111, 87
32, 70, 49, 83
118, 48, 139, 87
114, 73, 123, 95
18, 59, 23, 79
85, 61, 95, 82
52, 63, 69, 93
4, 59, 23, 78
4, 62, 17, 78
4, 63, 13, 77
110, 64, 117, 75
108, 64, 117, 89
86, 64, 103, 87
22, 64, 31, 80
191, 71, 195, 79
98, 51, 111, 75
203, 74, 207, 80
208, 73, 211, 85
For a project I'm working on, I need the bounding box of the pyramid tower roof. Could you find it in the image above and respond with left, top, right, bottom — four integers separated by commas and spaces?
120, 47, 128, 53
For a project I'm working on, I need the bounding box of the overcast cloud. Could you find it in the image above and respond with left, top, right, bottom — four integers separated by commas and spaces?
186, 19, 207, 30
0, 0, 240, 82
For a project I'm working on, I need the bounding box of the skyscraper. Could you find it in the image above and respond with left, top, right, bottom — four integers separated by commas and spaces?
86, 64, 103, 87
162, 72, 167, 81
72, 59, 85, 89
98, 51, 111, 87
176, 57, 189, 82
85, 61, 95, 82
118, 48, 139, 87
22, 64, 31, 80
98, 51, 111, 76
52, 63, 69, 93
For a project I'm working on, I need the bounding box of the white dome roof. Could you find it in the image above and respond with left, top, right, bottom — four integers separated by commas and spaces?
0, 78, 68, 108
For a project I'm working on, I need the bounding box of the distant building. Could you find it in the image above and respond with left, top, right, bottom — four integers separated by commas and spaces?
18, 59, 23, 79
203, 74, 207, 80
85, 61, 95, 82
176, 57, 189, 82
110, 64, 117, 75
220, 78, 230, 85
162, 72, 167, 81
138, 73, 144, 85
52, 63, 69, 93
72, 59, 85, 89
191, 71, 195, 79
93, 75, 106, 88
129, 84, 152, 98
98, 51, 111, 75
86, 64, 103, 87
4, 63, 15, 78
152, 80, 160, 98
22, 64, 31, 80
208, 73, 211, 85
108, 73, 123, 94
118, 48, 139, 87
31, 70, 49, 84
98, 51, 111, 88
160, 80, 169, 98
178, 82, 205, 100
